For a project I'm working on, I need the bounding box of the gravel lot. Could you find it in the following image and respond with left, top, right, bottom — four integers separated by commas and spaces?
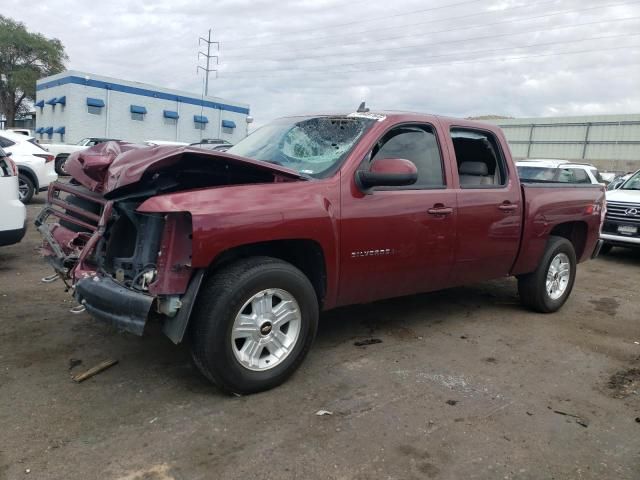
1, 197, 639, 480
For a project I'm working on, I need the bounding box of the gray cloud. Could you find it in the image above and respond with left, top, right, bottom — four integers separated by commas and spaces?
6, 0, 640, 124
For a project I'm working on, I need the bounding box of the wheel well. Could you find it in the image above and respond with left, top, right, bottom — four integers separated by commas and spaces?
549, 222, 588, 260
18, 167, 39, 190
209, 240, 327, 306
56, 153, 69, 160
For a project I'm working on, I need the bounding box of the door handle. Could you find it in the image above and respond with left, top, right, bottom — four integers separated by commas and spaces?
498, 203, 518, 212
427, 207, 453, 216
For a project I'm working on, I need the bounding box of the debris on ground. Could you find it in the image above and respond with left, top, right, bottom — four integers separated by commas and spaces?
635, 417, 640, 423
72, 359, 119, 383
446, 400, 458, 406
315, 410, 333, 416
353, 338, 382, 347
607, 368, 640, 399
68, 358, 82, 370
551, 408, 589, 428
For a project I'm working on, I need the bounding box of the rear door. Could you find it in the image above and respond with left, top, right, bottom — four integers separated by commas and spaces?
442, 124, 522, 285
338, 121, 457, 305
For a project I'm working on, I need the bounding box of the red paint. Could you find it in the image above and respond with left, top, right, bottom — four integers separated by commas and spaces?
370, 157, 417, 175
45, 112, 604, 315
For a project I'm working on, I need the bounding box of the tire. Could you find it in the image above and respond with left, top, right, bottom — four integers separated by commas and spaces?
189, 256, 319, 395
599, 243, 613, 255
59, 193, 102, 233
18, 173, 35, 204
55, 155, 69, 176
518, 235, 577, 313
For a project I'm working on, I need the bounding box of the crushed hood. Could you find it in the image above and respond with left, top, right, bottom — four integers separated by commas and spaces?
65, 141, 306, 196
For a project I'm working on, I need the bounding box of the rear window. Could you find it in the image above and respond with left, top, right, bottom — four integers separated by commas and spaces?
28, 138, 48, 151
517, 166, 557, 182
0, 135, 15, 148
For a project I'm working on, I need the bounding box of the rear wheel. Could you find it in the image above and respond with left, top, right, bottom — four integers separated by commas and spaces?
18, 174, 35, 204
54, 155, 69, 176
189, 257, 319, 395
518, 236, 577, 313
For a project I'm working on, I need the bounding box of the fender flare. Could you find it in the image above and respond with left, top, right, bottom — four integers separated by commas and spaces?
17, 165, 40, 191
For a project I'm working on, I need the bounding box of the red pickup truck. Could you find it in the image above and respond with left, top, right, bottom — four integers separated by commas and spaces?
37, 111, 605, 394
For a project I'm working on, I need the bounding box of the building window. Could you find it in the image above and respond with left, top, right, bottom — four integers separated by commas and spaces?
195, 122, 206, 130
131, 112, 145, 121
88, 106, 102, 115
164, 117, 178, 126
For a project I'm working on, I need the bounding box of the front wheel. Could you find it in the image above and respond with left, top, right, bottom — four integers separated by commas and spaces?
189, 257, 319, 395
518, 236, 577, 313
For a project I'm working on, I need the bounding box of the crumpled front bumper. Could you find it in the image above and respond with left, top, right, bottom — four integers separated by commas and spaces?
74, 275, 154, 335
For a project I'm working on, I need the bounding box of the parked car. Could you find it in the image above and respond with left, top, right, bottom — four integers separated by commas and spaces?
0, 147, 27, 247
41, 137, 120, 176
191, 142, 233, 152
600, 168, 640, 253
516, 159, 604, 184
6, 128, 33, 137
37, 111, 605, 394
0, 130, 57, 203
144, 140, 189, 147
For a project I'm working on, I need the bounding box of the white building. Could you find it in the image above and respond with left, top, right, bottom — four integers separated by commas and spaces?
34, 70, 250, 145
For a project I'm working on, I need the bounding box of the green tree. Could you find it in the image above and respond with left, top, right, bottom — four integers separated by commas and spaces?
0, 15, 67, 127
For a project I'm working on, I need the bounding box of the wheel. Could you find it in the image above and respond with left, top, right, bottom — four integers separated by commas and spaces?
18, 173, 35, 204
599, 243, 613, 255
518, 236, 577, 313
189, 256, 319, 395
59, 193, 102, 232
55, 155, 69, 176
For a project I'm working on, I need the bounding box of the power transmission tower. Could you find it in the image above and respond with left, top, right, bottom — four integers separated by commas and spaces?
197, 29, 219, 97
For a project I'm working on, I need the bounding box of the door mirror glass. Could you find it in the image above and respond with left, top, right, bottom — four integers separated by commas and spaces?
357, 158, 418, 190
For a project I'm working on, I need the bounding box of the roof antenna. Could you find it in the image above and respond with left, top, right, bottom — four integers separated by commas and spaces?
357, 101, 369, 113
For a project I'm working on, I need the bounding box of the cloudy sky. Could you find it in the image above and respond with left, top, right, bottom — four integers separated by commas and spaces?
7, 0, 640, 124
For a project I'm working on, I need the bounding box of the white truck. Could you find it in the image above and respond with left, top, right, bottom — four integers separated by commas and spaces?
41, 137, 118, 175
601, 169, 640, 253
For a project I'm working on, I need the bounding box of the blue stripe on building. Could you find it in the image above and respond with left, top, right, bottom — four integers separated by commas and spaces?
37, 75, 250, 115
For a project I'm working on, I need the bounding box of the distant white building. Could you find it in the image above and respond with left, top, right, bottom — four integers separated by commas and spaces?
34, 70, 250, 145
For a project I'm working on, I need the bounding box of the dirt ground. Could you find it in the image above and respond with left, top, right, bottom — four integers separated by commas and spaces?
1, 196, 639, 480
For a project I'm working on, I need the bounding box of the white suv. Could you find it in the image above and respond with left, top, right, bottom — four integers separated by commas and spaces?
601, 169, 640, 253
0, 147, 27, 247
0, 130, 57, 203
516, 159, 604, 185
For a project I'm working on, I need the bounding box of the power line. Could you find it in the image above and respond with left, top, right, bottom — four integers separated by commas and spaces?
222, 0, 640, 54
218, 43, 640, 80
230, 0, 488, 40
218, 16, 640, 75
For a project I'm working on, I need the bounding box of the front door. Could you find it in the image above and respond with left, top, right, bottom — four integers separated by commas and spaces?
338, 122, 457, 306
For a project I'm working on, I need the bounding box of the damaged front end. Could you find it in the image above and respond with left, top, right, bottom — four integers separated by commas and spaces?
36, 182, 199, 341
37, 142, 304, 341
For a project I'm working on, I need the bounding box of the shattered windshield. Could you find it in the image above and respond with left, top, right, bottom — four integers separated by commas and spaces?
622, 170, 640, 190
227, 116, 375, 177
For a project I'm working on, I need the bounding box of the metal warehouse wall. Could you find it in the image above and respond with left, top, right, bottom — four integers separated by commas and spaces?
485, 114, 640, 173
35, 70, 250, 145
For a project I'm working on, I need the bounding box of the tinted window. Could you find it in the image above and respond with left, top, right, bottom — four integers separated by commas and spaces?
572, 168, 591, 184
518, 166, 556, 181
370, 126, 444, 187
0, 136, 16, 148
450, 129, 506, 187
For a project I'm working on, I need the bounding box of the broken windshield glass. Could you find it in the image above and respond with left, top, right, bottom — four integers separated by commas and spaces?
227, 116, 375, 178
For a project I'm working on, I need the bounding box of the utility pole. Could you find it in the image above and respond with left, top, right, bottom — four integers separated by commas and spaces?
198, 29, 219, 97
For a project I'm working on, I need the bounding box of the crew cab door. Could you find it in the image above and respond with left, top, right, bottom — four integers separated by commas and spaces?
338, 122, 457, 306
442, 124, 522, 284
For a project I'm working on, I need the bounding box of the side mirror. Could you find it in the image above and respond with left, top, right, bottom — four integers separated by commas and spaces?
356, 158, 418, 190
5, 151, 12, 157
